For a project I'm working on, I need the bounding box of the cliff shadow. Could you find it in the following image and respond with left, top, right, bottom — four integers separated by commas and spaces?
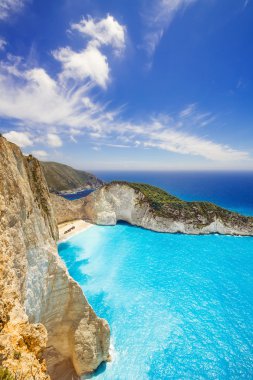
82, 362, 107, 378
58, 241, 90, 285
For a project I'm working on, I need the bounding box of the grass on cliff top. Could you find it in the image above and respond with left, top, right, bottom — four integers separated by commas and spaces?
107, 181, 185, 213
106, 181, 243, 219
0, 367, 14, 380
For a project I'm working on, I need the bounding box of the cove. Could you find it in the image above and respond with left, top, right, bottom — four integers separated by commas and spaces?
58, 223, 253, 380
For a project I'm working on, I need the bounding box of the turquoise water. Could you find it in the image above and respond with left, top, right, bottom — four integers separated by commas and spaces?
58, 223, 253, 380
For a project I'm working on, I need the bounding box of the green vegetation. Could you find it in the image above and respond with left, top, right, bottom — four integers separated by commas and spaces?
106, 181, 251, 224
0, 367, 14, 380
108, 181, 185, 215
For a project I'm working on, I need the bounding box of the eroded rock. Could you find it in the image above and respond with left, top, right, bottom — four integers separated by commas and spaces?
51, 181, 253, 236
0, 136, 110, 379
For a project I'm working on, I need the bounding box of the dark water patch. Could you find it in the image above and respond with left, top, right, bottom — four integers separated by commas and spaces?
83, 362, 107, 379
94, 171, 253, 216
60, 189, 95, 200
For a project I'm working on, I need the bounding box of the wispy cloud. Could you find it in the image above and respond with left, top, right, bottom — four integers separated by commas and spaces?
0, 56, 249, 163
179, 103, 216, 127
31, 150, 48, 158
0, 14, 124, 128
0, 37, 7, 50
243, 0, 250, 9
71, 15, 126, 54
116, 115, 249, 162
0, 15, 250, 165
142, 0, 198, 56
0, 0, 29, 21
142, 121, 248, 161
179, 103, 196, 118
96, 143, 132, 149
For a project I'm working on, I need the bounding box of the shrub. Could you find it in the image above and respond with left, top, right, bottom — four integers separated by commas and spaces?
0, 367, 14, 380
13, 352, 21, 360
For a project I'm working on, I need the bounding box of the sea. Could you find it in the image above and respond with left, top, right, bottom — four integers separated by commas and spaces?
60, 189, 94, 200
58, 171, 253, 380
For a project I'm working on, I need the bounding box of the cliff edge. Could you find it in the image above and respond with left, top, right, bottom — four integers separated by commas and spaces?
0, 137, 110, 379
51, 181, 253, 236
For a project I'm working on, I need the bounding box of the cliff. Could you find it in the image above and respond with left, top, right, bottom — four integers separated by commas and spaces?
51, 181, 253, 236
0, 137, 110, 379
41, 161, 103, 193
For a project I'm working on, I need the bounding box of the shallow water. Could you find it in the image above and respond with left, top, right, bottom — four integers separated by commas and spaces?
58, 223, 253, 380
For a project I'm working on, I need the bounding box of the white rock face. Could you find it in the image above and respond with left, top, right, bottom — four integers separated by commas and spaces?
77, 183, 253, 236
0, 137, 110, 379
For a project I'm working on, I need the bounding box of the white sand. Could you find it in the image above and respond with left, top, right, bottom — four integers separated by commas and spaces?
58, 219, 93, 242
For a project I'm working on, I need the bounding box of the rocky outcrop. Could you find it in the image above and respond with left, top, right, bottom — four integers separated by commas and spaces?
0, 137, 110, 379
51, 181, 253, 236
50, 193, 84, 225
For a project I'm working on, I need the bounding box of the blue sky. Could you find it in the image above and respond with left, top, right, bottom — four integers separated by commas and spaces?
0, 0, 252, 170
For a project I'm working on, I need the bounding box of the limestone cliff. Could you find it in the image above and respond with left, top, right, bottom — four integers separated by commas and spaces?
51, 181, 253, 236
50, 193, 84, 225
0, 137, 110, 379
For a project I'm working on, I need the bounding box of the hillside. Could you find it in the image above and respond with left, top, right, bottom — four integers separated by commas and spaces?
40, 161, 103, 192
51, 181, 253, 236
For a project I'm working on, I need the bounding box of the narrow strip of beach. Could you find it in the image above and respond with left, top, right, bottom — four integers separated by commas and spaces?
58, 219, 93, 242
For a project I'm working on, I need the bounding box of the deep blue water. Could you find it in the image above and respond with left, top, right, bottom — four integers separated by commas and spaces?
94, 171, 253, 216
58, 171, 253, 380
61, 189, 94, 200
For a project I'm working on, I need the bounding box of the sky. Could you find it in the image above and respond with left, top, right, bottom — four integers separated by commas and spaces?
0, 0, 252, 171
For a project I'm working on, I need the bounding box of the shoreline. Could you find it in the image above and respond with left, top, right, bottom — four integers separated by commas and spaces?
58, 219, 93, 242
53, 185, 102, 196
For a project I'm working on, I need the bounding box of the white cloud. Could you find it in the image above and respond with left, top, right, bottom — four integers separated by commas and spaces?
52, 15, 126, 88
0, 38, 7, 50
243, 0, 250, 9
0, 59, 115, 128
53, 43, 109, 88
143, 0, 198, 55
0, 0, 28, 21
0, 33, 250, 166
70, 135, 77, 143
179, 103, 216, 128
31, 150, 48, 158
2, 130, 33, 147
103, 143, 131, 149
47, 133, 62, 147
179, 103, 196, 118
142, 123, 249, 161
71, 15, 126, 53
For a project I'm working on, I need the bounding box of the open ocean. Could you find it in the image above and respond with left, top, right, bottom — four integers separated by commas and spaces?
94, 171, 253, 216
58, 171, 253, 379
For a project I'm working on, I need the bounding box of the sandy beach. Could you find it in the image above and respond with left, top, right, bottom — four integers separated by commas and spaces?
58, 219, 93, 242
